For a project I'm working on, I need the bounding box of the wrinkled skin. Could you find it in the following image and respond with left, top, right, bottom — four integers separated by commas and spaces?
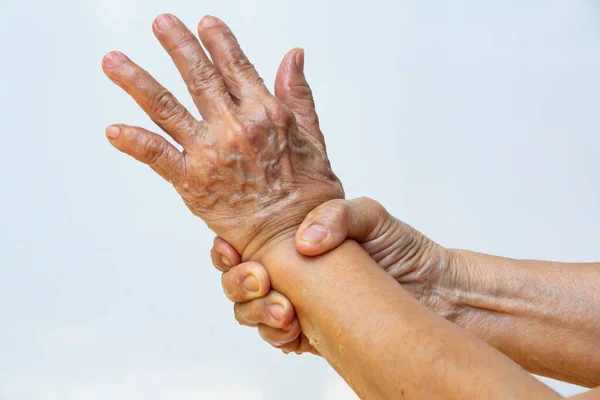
212, 197, 461, 355
102, 14, 343, 258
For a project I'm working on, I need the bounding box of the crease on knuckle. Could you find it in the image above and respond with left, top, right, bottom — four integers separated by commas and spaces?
223, 53, 256, 76
288, 83, 313, 100
142, 135, 168, 166
187, 63, 222, 95
150, 90, 182, 124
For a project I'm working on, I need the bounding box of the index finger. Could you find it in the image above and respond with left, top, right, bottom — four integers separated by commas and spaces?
102, 51, 198, 148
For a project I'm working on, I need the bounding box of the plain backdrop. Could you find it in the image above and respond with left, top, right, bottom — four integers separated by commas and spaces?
0, 0, 598, 398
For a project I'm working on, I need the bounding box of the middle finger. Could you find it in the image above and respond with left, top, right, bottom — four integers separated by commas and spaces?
153, 14, 232, 122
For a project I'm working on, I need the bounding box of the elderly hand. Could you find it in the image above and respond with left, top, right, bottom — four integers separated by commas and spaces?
102, 14, 343, 258
212, 197, 461, 355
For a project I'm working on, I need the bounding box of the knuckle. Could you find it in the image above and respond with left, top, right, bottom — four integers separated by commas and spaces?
226, 62, 264, 89
355, 196, 384, 213
150, 90, 181, 123
289, 83, 314, 103
227, 119, 262, 148
273, 335, 300, 351
294, 104, 318, 122
262, 100, 293, 127
271, 103, 293, 125
236, 59, 257, 77
187, 63, 222, 93
315, 199, 348, 223
280, 322, 300, 341
258, 326, 283, 346
223, 52, 254, 75
240, 123, 258, 139
142, 135, 168, 166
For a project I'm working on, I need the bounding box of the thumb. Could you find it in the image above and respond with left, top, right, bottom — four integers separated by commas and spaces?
295, 198, 386, 257
274, 48, 322, 142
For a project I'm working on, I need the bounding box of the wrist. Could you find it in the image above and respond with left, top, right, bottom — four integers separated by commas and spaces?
442, 249, 513, 336
240, 197, 342, 262
423, 247, 487, 326
244, 223, 299, 264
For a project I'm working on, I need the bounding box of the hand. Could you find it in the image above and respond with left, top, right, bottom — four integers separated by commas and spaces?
102, 14, 343, 258
212, 197, 462, 354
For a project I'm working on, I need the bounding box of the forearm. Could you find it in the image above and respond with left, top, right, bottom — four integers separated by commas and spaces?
452, 250, 600, 387
256, 238, 559, 400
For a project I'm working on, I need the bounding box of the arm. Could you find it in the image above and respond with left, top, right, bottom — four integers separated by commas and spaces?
255, 236, 559, 400
572, 391, 600, 399
216, 198, 600, 387
453, 251, 600, 388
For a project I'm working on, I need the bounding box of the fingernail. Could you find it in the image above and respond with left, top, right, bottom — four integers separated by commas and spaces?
155, 14, 175, 30
201, 15, 219, 27
242, 275, 259, 292
104, 52, 125, 69
269, 304, 284, 321
301, 224, 328, 244
220, 255, 232, 268
294, 49, 305, 72
106, 125, 121, 140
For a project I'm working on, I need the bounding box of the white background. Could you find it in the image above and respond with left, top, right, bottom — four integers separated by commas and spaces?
0, 0, 598, 398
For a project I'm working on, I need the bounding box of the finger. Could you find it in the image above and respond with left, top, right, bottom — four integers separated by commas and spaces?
277, 333, 320, 356
274, 48, 323, 145
233, 291, 295, 329
197, 16, 269, 101
105, 124, 184, 184
102, 51, 198, 147
221, 261, 270, 302
210, 245, 229, 273
152, 14, 232, 121
257, 318, 301, 347
295, 197, 387, 256
211, 236, 242, 272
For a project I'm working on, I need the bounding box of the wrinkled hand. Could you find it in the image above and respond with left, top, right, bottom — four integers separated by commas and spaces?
102, 14, 343, 258
212, 197, 461, 354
